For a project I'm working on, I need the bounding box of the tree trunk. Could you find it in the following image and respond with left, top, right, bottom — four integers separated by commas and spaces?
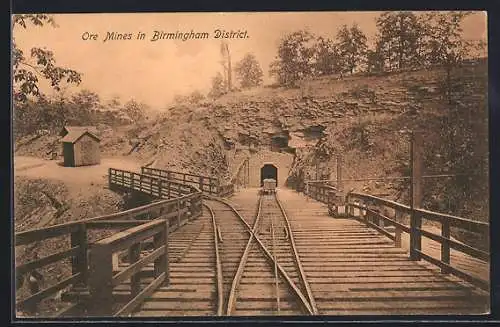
225, 44, 232, 92
446, 64, 452, 105
399, 15, 404, 70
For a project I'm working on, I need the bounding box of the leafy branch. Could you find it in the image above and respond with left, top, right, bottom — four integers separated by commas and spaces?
12, 14, 82, 103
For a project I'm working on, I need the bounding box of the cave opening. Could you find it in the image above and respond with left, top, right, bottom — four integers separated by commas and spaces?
260, 163, 278, 187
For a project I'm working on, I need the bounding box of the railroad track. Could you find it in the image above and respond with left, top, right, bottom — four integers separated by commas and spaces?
205, 192, 317, 316
133, 214, 219, 317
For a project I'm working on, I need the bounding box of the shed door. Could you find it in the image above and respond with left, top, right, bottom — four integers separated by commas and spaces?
63, 143, 75, 167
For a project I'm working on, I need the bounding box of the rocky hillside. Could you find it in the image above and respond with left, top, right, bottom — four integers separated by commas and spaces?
15, 61, 488, 220
289, 63, 488, 221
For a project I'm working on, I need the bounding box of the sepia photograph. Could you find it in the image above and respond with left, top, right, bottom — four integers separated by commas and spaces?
12, 11, 489, 319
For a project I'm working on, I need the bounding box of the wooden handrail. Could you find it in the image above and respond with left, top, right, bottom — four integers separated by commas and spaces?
305, 182, 339, 208
230, 157, 250, 185
346, 191, 489, 291
15, 168, 203, 316
347, 191, 488, 233
141, 167, 218, 194
88, 218, 170, 316
140, 166, 235, 197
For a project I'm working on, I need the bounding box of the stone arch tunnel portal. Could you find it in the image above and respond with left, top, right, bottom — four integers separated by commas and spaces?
260, 163, 278, 187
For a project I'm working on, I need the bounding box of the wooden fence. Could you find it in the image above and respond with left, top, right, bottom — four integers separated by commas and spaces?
346, 191, 489, 291
230, 157, 250, 188
88, 218, 169, 317
140, 167, 234, 197
15, 171, 203, 316
304, 182, 345, 216
302, 134, 489, 292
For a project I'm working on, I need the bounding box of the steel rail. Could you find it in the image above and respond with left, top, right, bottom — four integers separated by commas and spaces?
275, 192, 319, 315
213, 196, 315, 315
202, 203, 224, 316
270, 201, 280, 314
225, 195, 264, 315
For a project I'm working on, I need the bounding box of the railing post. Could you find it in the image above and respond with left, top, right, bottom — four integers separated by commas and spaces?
410, 131, 423, 261
153, 226, 165, 282
199, 176, 204, 192
345, 193, 350, 216
336, 154, 343, 194
177, 200, 181, 227
441, 219, 451, 274
131, 172, 136, 191
129, 243, 141, 297
70, 223, 88, 287
188, 197, 194, 219
378, 208, 385, 229
246, 158, 250, 187
88, 243, 114, 316
163, 221, 170, 286
395, 225, 402, 248
327, 190, 332, 216
158, 178, 163, 198
108, 168, 112, 189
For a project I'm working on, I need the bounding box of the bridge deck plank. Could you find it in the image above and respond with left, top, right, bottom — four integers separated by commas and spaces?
131, 188, 489, 316
276, 188, 490, 315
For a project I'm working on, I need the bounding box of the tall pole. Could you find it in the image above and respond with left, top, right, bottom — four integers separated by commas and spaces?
410, 131, 423, 260
336, 155, 343, 193
336, 154, 344, 215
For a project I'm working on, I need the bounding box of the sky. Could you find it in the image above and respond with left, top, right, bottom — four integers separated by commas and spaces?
12, 12, 487, 110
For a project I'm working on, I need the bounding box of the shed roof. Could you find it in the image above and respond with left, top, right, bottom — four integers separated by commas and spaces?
61, 130, 101, 144
59, 126, 98, 137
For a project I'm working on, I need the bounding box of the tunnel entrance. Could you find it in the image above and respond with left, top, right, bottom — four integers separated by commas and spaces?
260, 163, 278, 187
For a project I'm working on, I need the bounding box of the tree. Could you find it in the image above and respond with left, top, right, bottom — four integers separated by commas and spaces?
366, 46, 385, 74
173, 94, 188, 104
68, 90, 100, 124
336, 24, 368, 74
12, 15, 82, 103
234, 53, 264, 88
312, 37, 343, 76
421, 12, 478, 103
208, 72, 226, 99
105, 96, 122, 111
375, 11, 426, 71
122, 99, 147, 122
187, 90, 205, 104
269, 30, 316, 86
220, 42, 232, 91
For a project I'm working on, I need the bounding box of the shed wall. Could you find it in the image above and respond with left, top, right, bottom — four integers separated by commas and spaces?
74, 134, 100, 166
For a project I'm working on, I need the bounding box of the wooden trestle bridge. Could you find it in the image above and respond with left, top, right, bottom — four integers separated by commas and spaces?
15, 151, 490, 317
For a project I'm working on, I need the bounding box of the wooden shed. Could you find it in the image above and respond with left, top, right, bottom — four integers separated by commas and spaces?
60, 126, 101, 167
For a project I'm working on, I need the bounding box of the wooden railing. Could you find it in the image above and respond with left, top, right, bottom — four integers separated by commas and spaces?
140, 167, 234, 197
15, 170, 203, 316
230, 157, 250, 188
304, 182, 346, 215
88, 218, 169, 317
346, 191, 490, 291
111, 168, 198, 199
140, 167, 218, 195
16, 222, 89, 315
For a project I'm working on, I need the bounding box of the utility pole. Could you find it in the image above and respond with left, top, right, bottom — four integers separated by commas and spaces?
409, 131, 423, 261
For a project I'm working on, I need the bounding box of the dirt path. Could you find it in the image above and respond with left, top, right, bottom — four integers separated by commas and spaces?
15, 155, 142, 195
